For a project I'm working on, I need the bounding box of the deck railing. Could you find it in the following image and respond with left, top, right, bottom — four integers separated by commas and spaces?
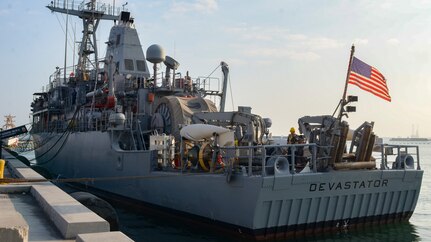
216, 143, 421, 177
219, 143, 318, 177
49, 0, 123, 16
378, 144, 421, 170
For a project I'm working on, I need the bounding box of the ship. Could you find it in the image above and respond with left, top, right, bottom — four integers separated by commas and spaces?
389, 137, 430, 143
390, 126, 431, 143
30, 1, 424, 240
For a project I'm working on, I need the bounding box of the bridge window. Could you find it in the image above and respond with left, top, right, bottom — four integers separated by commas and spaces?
136, 60, 146, 72
125, 59, 134, 71
116, 34, 121, 46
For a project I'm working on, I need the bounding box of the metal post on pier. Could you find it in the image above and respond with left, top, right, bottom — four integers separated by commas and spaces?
0, 158, 4, 180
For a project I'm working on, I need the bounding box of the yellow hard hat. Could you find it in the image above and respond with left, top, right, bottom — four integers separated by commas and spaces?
290, 127, 295, 133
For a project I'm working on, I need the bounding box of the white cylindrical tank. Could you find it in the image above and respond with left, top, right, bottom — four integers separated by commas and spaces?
180, 124, 230, 142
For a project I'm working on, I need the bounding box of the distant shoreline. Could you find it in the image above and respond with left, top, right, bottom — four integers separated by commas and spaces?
389, 137, 430, 142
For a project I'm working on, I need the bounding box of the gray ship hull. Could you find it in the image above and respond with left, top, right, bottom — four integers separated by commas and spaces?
33, 131, 423, 239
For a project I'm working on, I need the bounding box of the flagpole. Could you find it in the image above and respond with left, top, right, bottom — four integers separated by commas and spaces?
338, 44, 355, 120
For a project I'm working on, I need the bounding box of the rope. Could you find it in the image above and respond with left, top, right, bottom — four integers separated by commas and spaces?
54, 12, 75, 51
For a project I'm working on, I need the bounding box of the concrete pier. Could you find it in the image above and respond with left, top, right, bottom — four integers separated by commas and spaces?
0, 150, 134, 242
0, 210, 28, 242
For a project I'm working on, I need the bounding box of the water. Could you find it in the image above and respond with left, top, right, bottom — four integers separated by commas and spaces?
409, 143, 431, 241
115, 205, 421, 242
17, 144, 430, 241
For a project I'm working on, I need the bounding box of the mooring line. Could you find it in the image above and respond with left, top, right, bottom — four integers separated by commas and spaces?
0, 172, 213, 184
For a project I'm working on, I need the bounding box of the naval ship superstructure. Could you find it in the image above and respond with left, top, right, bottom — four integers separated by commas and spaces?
30, 1, 423, 240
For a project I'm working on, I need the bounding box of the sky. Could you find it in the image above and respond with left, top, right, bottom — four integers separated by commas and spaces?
1, 0, 431, 138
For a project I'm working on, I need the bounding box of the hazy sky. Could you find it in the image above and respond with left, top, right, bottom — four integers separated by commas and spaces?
1, 0, 431, 137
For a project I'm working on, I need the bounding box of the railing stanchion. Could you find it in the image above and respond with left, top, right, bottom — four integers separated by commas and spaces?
248, 141, 252, 176
291, 146, 296, 173
261, 147, 266, 177
416, 146, 421, 170
380, 144, 385, 170
312, 145, 317, 173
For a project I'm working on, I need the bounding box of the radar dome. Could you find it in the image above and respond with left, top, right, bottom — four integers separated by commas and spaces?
146, 44, 166, 64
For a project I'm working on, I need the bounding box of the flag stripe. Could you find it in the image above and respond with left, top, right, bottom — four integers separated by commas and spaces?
371, 68, 385, 80
349, 72, 389, 94
348, 79, 391, 101
348, 81, 390, 100
348, 75, 390, 98
348, 57, 391, 102
348, 79, 391, 100
370, 69, 388, 88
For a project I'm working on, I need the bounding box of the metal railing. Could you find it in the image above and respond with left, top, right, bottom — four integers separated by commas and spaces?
378, 144, 421, 170
32, 120, 67, 133
211, 143, 422, 177
218, 143, 318, 177
49, 0, 123, 16
195, 76, 221, 94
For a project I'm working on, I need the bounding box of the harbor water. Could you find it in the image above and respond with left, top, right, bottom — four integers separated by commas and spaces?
21, 142, 429, 242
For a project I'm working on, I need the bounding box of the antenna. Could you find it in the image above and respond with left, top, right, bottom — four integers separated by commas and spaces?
47, 0, 120, 81
63, 0, 69, 85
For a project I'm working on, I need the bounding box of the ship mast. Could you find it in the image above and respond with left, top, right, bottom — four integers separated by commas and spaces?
47, 0, 120, 81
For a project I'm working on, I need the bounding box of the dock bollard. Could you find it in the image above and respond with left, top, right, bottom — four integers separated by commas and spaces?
0, 159, 5, 183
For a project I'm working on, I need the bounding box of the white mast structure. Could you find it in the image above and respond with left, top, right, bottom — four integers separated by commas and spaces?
47, 0, 120, 81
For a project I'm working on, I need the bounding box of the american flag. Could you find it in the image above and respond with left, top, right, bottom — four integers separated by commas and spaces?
348, 57, 391, 102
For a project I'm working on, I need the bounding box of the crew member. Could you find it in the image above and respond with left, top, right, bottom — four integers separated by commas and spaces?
287, 127, 298, 144
287, 127, 307, 171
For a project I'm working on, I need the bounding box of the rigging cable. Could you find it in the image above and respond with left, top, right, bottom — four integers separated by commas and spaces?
201, 63, 221, 84
27, 106, 81, 165
54, 12, 75, 52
